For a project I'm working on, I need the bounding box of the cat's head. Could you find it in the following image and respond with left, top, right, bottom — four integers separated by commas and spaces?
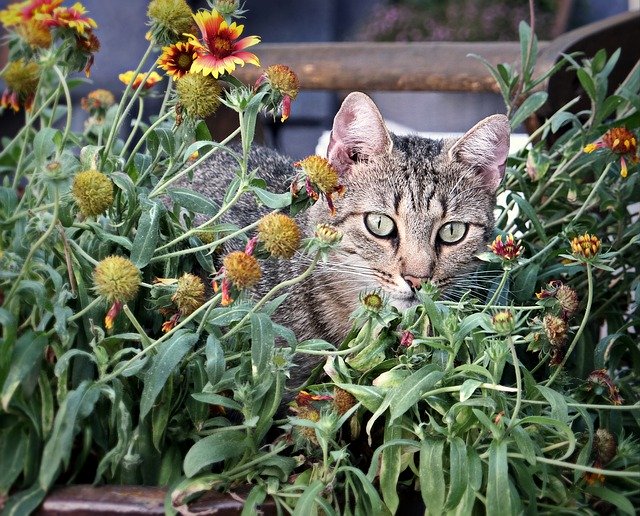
312, 91, 510, 311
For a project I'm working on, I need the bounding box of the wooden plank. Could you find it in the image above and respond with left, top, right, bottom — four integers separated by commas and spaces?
234, 41, 530, 93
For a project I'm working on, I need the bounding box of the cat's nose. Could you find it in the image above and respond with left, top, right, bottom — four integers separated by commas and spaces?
403, 275, 425, 291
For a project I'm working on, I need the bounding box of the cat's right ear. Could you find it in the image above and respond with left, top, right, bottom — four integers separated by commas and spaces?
326, 92, 393, 175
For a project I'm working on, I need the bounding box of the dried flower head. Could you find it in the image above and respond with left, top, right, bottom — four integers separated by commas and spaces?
1, 59, 40, 112
294, 405, 320, 444
147, 0, 194, 44
556, 285, 579, 317
594, 428, 617, 465
172, 273, 205, 315
587, 369, 624, 405
257, 212, 301, 259
157, 40, 199, 79
543, 314, 567, 347
333, 387, 356, 415
489, 233, 523, 261
222, 251, 261, 289
176, 72, 223, 119
186, 9, 260, 78
584, 126, 638, 178
492, 310, 515, 334
72, 170, 114, 217
570, 233, 601, 259
315, 223, 342, 245
293, 155, 345, 215
94, 256, 141, 304
255, 64, 299, 122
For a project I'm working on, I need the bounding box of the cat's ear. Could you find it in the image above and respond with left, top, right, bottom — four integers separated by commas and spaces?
448, 114, 510, 192
326, 92, 393, 175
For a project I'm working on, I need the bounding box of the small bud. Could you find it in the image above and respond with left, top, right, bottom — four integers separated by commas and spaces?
315, 223, 342, 245
362, 292, 383, 312
570, 233, 601, 259
492, 310, 515, 335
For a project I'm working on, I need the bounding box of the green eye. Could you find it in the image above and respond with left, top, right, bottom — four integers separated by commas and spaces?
438, 222, 467, 243
365, 213, 396, 237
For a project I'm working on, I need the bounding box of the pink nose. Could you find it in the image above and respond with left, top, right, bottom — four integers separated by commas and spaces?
403, 275, 425, 290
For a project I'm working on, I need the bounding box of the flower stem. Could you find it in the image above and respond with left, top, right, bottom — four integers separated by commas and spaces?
124, 110, 175, 171
68, 296, 103, 323
222, 253, 321, 341
506, 335, 522, 431
119, 96, 145, 158
52, 65, 73, 145
481, 268, 510, 312
545, 263, 594, 388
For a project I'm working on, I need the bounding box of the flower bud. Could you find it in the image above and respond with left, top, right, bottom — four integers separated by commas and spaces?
594, 428, 617, 465
172, 273, 205, 315
492, 310, 515, 335
147, 0, 194, 44
94, 256, 141, 304
570, 233, 601, 259
222, 251, 261, 289
258, 212, 301, 259
315, 223, 342, 245
362, 292, 383, 312
72, 170, 114, 217
176, 73, 223, 119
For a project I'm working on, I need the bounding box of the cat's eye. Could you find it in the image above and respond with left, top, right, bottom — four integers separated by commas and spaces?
365, 213, 396, 238
438, 222, 467, 244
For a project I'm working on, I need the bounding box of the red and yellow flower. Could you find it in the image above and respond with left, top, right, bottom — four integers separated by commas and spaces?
0, 0, 62, 28
570, 233, 601, 260
118, 70, 163, 90
584, 126, 638, 178
489, 233, 523, 261
157, 40, 199, 79
38, 2, 96, 35
185, 9, 260, 78
291, 155, 345, 215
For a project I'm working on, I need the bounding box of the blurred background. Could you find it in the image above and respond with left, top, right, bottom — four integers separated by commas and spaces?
1, 0, 637, 157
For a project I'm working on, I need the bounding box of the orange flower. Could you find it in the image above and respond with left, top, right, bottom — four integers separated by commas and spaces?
584, 127, 638, 178
118, 71, 163, 90
157, 40, 199, 79
570, 233, 601, 259
0, 0, 62, 28
186, 9, 260, 78
38, 1, 96, 35
488, 233, 523, 261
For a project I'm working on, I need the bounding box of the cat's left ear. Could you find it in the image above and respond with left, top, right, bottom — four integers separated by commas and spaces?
448, 114, 510, 192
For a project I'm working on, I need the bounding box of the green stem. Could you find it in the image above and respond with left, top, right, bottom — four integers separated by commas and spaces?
159, 78, 173, 117
68, 296, 103, 323
5, 189, 60, 302
481, 268, 510, 312
545, 263, 593, 388
102, 42, 155, 161
119, 96, 145, 158
68, 238, 99, 266
506, 336, 522, 431
147, 126, 241, 197
222, 253, 321, 341
522, 399, 640, 411
124, 110, 174, 172
122, 304, 153, 348
52, 65, 73, 144
506, 453, 640, 478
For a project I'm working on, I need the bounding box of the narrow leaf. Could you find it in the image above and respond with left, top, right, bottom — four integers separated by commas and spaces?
130, 198, 160, 268
183, 431, 246, 477
486, 440, 511, 516
420, 438, 445, 514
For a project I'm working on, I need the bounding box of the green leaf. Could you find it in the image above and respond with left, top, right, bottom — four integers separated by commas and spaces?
536, 384, 569, 423
293, 479, 325, 516
139, 330, 198, 420
511, 425, 537, 465
251, 186, 292, 209
420, 438, 445, 514
2, 330, 46, 411
2, 485, 46, 516
335, 383, 385, 413
510, 91, 548, 128
204, 334, 225, 386
191, 392, 242, 411
388, 364, 443, 423
33, 128, 60, 164
39, 382, 100, 489
513, 262, 540, 302
512, 193, 548, 242
169, 187, 219, 215
379, 418, 402, 513
577, 68, 597, 102
110, 172, 138, 220
486, 439, 511, 516
195, 120, 212, 141
53, 349, 97, 378
459, 379, 483, 402
250, 312, 274, 380
130, 197, 161, 268
241, 485, 267, 516
0, 424, 27, 494
155, 127, 176, 156
183, 430, 246, 477
444, 436, 468, 510
585, 486, 636, 516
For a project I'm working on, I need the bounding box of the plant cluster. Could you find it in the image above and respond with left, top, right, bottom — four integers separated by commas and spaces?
1, 0, 639, 514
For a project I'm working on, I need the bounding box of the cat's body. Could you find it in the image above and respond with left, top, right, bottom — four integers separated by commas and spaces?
182, 92, 510, 381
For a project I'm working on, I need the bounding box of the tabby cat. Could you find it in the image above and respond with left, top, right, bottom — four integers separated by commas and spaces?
185, 92, 510, 378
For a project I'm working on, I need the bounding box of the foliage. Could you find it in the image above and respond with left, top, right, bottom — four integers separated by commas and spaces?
1, 1, 640, 515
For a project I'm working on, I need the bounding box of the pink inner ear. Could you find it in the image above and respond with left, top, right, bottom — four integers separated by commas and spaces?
448, 114, 511, 192
326, 92, 392, 175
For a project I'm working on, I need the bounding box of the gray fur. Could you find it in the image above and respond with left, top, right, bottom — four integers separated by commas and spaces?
178, 92, 510, 384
